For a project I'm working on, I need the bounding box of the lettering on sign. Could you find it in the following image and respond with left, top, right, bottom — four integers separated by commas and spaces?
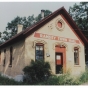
34, 32, 80, 44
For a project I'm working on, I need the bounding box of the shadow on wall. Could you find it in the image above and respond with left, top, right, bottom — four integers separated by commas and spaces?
25, 41, 35, 66
3, 40, 25, 77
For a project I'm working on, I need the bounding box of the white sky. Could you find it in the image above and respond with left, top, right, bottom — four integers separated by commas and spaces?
0, 2, 80, 32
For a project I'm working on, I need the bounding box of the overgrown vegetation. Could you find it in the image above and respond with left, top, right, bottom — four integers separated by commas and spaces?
0, 61, 88, 85
23, 60, 51, 84
22, 60, 88, 85
0, 10, 52, 44
36, 67, 88, 85
0, 74, 23, 85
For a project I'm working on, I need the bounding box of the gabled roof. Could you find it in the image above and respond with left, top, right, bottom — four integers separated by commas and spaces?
0, 7, 88, 49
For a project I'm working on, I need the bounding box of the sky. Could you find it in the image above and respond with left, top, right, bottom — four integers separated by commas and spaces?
0, 2, 80, 33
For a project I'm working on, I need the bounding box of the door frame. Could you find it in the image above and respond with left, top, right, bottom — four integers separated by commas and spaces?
55, 45, 66, 73
55, 52, 63, 74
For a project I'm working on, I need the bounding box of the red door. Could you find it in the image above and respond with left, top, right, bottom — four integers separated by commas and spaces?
56, 53, 63, 65
55, 45, 66, 74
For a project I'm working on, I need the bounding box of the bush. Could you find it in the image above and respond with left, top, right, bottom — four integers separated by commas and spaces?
0, 74, 23, 85
78, 68, 88, 84
22, 61, 88, 85
23, 60, 51, 84
0, 68, 88, 85
36, 73, 81, 85
37, 75, 59, 85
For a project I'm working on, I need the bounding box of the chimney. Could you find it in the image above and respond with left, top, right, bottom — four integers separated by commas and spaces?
17, 24, 23, 34
41, 10, 45, 19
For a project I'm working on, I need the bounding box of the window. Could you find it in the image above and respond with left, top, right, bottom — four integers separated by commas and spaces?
55, 19, 65, 31
3, 49, 6, 66
74, 47, 79, 65
57, 22, 62, 28
0, 51, 1, 63
35, 43, 44, 60
9, 47, 13, 67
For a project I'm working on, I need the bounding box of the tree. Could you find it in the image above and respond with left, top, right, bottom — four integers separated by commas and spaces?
69, 2, 88, 62
44, 10, 52, 17
0, 16, 35, 42
69, 2, 88, 39
35, 10, 52, 22
0, 9, 52, 44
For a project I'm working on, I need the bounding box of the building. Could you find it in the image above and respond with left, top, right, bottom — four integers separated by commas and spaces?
0, 7, 88, 79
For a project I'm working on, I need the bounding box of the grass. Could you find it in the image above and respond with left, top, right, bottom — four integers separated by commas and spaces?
36, 74, 80, 85
35, 68, 88, 85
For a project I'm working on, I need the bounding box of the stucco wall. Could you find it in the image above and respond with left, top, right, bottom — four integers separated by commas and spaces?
0, 40, 25, 77
25, 15, 85, 75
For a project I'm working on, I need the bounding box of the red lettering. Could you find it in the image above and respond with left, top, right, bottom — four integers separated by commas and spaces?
34, 32, 80, 44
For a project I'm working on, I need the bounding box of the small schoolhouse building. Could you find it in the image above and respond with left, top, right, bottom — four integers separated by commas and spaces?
0, 7, 88, 79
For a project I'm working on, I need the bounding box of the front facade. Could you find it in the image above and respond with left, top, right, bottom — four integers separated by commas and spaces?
25, 14, 85, 75
0, 7, 87, 78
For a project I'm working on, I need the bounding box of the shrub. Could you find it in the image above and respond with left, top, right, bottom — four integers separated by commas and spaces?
0, 74, 23, 85
23, 60, 51, 84
37, 73, 81, 85
37, 75, 59, 85
78, 68, 88, 84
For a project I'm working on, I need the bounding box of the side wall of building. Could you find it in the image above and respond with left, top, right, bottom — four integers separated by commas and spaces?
0, 40, 25, 77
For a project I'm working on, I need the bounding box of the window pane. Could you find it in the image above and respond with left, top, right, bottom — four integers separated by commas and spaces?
9, 47, 13, 66
40, 46, 43, 50
74, 49, 79, 65
39, 56, 43, 60
36, 50, 40, 55
36, 56, 40, 60
36, 46, 40, 50
40, 50, 43, 55
76, 58, 79, 65
3, 49, 6, 66
35, 44, 44, 60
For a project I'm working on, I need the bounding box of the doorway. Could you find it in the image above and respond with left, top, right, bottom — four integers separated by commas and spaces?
55, 53, 63, 74
55, 45, 66, 74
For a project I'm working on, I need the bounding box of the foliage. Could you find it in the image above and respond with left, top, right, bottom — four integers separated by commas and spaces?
0, 74, 23, 85
35, 10, 52, 22
0, 9, 52, 44
37, 68, 88, 85
78, 67, 88, 84
69, 2, 88, 39
69, 2, 88, 62
23, 60, 51, 84
37, 74, 80, 85
1, 16, 35, 42
0, 68, 88, 85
